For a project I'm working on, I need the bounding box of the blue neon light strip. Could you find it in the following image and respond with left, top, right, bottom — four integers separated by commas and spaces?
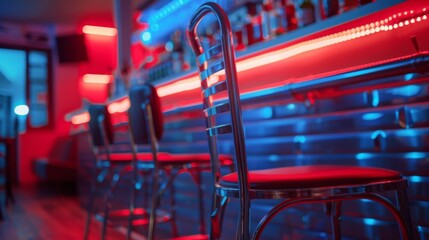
138, 0, 236, 45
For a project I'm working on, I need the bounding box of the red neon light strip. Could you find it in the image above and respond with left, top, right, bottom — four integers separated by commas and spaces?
83, 74, 113, 84
71, 112, 90, 125
157, 8, 428, 98
71, 7, 428, 124
82, 25, 117, 36
108, 98, 130, 114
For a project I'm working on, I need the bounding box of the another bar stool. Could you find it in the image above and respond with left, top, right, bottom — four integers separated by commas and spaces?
84, 104, 150, 240
187, 2, 414, 239
127, 83, 233, 240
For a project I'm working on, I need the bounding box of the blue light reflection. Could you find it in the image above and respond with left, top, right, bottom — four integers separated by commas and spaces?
293, 135, 306, 143
371, 130, 386, 139
355, 152, 372, 160
260, 107, 273, 118
388, 85, 421, 97
404, 73, 414, 81
141, 31, 152, 43
404, 152, 426, 159
286, 103, 296, 110
363, 218, 378, 226
362, 112, 383, 121
138, 0, 235, 45
408, 176, 424, 183
371, 90, 379, 107
268, 155, 280, 162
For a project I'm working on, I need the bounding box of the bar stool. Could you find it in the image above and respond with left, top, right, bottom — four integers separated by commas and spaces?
127, 83, 233, 239
84, 104, 151, 240
187, 2, 414, 239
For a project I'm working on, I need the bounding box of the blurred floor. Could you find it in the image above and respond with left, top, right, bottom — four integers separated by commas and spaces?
0, 183, 145, 240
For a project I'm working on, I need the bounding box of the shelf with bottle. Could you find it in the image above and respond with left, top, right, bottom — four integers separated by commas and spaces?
140, 0, 404, 85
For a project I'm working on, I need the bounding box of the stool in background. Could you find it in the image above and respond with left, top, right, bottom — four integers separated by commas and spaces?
84, 104, 148, 240
127, 84, 233, 239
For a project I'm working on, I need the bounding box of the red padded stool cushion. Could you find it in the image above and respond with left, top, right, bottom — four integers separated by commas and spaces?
100, 152, 232, 165
220, 165, 402, 189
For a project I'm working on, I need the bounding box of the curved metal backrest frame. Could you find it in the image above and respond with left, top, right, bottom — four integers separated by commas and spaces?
88, 104, 114, 161
187, 4, 416, 240
128, 83, 164, 145
128, 83, 164, 168
187, 1, 250, 231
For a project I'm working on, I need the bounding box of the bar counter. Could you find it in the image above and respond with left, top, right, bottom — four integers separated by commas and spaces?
68, 1, 429, 238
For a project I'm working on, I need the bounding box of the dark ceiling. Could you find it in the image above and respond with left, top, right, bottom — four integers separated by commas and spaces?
0, 0, 153, 25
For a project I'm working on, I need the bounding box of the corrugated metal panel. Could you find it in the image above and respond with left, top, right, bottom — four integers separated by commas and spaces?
75, 67, 429, 239
157, 72, 429, 239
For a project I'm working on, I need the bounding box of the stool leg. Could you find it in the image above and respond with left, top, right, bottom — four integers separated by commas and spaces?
210, 194, 222, 239
127, 168, 138, 240
169, 176, 178, 237
84, 185, 96, 240
102, 172, 119, 240
396, 189, 414, 240
237, 196, 250, 240
101, 192, 111, 240
84, 169, 102, 240
0, 202, 3, 221
143, 172, 150, 234
148, 169, 160, 240
126, 183, 136, 240
196, 170, 206, 235
330, 201, 342, 240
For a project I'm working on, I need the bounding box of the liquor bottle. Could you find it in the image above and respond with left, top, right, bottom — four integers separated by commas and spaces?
321, 0, 339, 18
262, 0, 277, 39
275, 0, 287, 34
342, 0, 359, 12
170, 30, 184, 73
245, 2, 264, 45
283, 0, 298, 31
276, 0, 298, 34
233, 14, 247, 50
359, 0, 374, 5
229, 4, 248, 50
299, 0, 316, 27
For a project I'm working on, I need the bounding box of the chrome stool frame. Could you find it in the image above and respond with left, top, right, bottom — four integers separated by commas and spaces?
84, 104, 147, 240
187, 2, 414, 240
127, 84, 233, 240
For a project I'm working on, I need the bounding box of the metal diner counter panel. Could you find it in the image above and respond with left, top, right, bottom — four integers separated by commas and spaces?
155, 59, 429, 240
72, 56, 429, 239
69, 1, 429, 239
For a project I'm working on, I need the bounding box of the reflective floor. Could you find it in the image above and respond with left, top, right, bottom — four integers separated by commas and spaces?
0, 183, 138, 240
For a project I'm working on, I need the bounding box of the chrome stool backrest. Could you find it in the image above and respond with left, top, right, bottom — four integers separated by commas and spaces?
128, 83, 164, 164
188, 3, 251, 238
188, 3, 415, 240
88, 104, 114, 161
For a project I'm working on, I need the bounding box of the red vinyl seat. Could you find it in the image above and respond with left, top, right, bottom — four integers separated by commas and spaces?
105, 152, 232, 165
220, 165, 402, 189
187, 3, 414, 240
